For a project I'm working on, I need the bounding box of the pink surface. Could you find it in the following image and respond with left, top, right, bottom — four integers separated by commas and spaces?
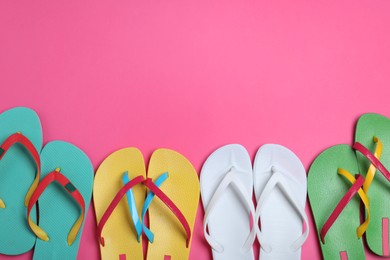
0, 0, 389, 259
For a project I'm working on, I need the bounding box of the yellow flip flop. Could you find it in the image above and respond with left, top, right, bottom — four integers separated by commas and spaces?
94, 148, 146, 260
145, 148, 200, 260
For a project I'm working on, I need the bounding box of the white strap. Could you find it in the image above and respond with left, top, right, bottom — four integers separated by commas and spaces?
203, 165, 256, 253
255, 166, 309, 253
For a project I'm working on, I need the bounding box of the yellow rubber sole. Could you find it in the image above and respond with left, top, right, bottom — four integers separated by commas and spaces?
146, 148, 200, 260
93, 148, 146, 260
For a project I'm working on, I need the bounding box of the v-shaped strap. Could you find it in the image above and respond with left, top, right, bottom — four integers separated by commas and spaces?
27, 168, 85, 246
98, 173, 185, 247
203, 165, 256, 253
122, 172, 168, 243
255, 166, 309, 253
0, 133, 41, 208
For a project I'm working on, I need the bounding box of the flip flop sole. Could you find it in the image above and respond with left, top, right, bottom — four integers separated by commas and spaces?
146, 149, 199, 260
33, 141, 93, 259
253, 144, 307, 260
200, 144, 254, 260
0, 107, 42, 255
308, 145, 365, 260
94, 148, 146, 260
355, 113, 390, 256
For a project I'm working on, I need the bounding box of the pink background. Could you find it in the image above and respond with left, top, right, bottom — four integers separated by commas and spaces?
1, 0, 390, 259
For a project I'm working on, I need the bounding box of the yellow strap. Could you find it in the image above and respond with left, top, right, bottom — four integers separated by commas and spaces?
28, 168, 83, 245
28, 215, 49, 241
67, 211, 84, 245
363, 136, 382, 193
338, 168, 370, 238
27, 196, 83, 245
24, 169, 40, 206
0, 153, 40, 209
27, 168, 49, 242
0, 166, 39, 208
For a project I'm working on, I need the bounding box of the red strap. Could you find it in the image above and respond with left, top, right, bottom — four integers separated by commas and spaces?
28, 170, 85, 213
0, 133, 40, 168
353, 142, 390, 182
320, 174, 365, 243
143, 178, 191, 248
0, 133, 41, 205
97, 175, 145, 246
27, 169, 85, 243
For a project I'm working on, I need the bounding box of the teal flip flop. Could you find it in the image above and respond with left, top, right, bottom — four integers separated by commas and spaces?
28, 141, 93, 259
0, 107, 42, 255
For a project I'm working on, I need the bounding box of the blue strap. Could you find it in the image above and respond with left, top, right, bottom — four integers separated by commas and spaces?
122, 172, 144, 242
122, 171, 169, 242
141, 172, 169, 243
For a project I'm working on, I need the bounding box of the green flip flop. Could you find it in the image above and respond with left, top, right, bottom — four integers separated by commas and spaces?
354, 113, 390, 256
308, 145, 366, 260
28, 141, 93, 259
0, 107, 42, 255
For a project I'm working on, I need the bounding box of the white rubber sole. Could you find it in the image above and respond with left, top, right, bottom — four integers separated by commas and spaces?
201, 144, 254, 260
253, 144, 307, 260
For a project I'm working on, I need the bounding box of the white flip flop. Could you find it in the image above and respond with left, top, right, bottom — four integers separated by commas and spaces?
253, 144, 309, 260
201, 144, 256, 260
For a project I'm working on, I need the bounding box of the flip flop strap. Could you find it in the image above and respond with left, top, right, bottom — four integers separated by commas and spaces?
143, 177, 192, 248
27, 168, 85, 246
97, 175, 145, 246
320, 173, 366, 244
353, 138, 389, 190
203, 166, 256, 253
122, 172, 144, 242
255, 166, 309, 253
0, 133, 41, 207
337, 169, 370, 238
121, 172, 168, 243
140, 172, 169, 243
362, 137, 382, 192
